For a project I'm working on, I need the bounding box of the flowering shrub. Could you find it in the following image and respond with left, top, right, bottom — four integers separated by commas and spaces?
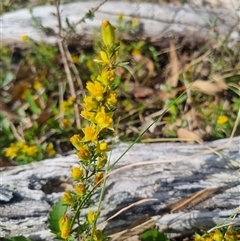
49, 20, 120, 241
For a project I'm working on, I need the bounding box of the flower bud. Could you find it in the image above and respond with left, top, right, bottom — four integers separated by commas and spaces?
62, 191, 74, 206
74, 183, 85, 197
71, 166, 84, 180
99, 142, 108, 151
59, 215, 71, 239
70, 134, 82, 150
101, 20, 115, 47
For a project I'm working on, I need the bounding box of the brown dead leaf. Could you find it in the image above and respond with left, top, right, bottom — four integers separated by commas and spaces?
145, 58, 155, 77
166, 40, 179, 87
140, 117, 156, 134
211, 74, 228, 90
0, 100, 19, 120
0, 158, 18, 167
36, 108, 54, 127
156, 89, 178, 101
177, 128, 202, 143
133, 86, 154, 99
36, 97, 55, 127
11, 78, 33, 100
190, 79, 228, 95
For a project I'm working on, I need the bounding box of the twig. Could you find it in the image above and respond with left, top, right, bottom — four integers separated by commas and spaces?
9, 122, 25, 142
64, 0, 109, 39
58, 39, 81, 129
64, 45, 84, 92
55, 0, 81, 129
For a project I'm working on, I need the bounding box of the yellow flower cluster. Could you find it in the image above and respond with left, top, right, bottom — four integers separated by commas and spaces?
60, 96, 76, 112
5, 141, 56, 163
60, 20, 119, 240
5, 141, 39, 159
195, 226, 239, 241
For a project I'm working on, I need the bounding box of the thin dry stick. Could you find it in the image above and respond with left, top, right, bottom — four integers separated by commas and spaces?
63, 0, 109, 39
98, 198, 158, 228
55, 0, 81, 129
57, 39, 81, 129
9, 122, 25, 142
110, 219, 156, 241
64, 46, 84, 92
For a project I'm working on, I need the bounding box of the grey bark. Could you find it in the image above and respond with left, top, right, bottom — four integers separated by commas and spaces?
0, 136, 239, 240
1, 1, 239, 48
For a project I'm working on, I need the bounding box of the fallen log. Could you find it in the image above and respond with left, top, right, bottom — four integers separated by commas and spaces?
0, 136, 239, 240
2, 1, 239, 48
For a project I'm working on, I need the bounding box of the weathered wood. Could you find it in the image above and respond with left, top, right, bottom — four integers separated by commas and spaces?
0, 136, 239, 240
2, 1, 239, 48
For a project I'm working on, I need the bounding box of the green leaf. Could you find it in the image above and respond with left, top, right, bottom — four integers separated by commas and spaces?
48, 199, 67, 235
117, 61, 129, 67
140, 229, 170, 241
0, 71, 14, 88
3, 236, 31, 241
85, 10, 94, 20
25, 91, 41, 115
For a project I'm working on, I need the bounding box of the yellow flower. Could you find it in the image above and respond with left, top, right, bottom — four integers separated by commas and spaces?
2, 47, 9, 54
94, 172, 104, 185
71, 166, 84, 179
131, 18, 139, 28
97, 154, 107, 169
74, 183, 85, 196
217, 115, 228, 125
24, 145, 39, 157
97, 69, 109, 86
225, 226, 237, 241
76, 145, 90, 161
99, 142, 108, 151
205, 237, 213, 241
82, 96, 98, 110
16, 141, 25, 148
106, 90, 117, 106
21, 35, 29, 42
83, 126, 98, 142
131, 49, 141, 56
60, 100, 68, 112
70, 134, 82, 150
5, 143, 19, 159
108, 69, 115, 82
101, 20, 116, 47
81, 109, 96, 122
33, 81, 42, 90
60, 97, 75, 112
62, 118, 72, 127
86, 59, 93, 68
95, 107, 113, 129
20, 89, 30, 100
71, 55, 79, 63
100, 51, 108, 63
59, 215, 71, 240
62, 192, 74, 205
117, 13, 124, 21
46, 143, 56, 157
212, 229, 223, 241
87, 210, 99, 224
86, 81, 105, 101
93, 229, 103, 241
68, 96, 76, 104
194, 233, 204, 241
